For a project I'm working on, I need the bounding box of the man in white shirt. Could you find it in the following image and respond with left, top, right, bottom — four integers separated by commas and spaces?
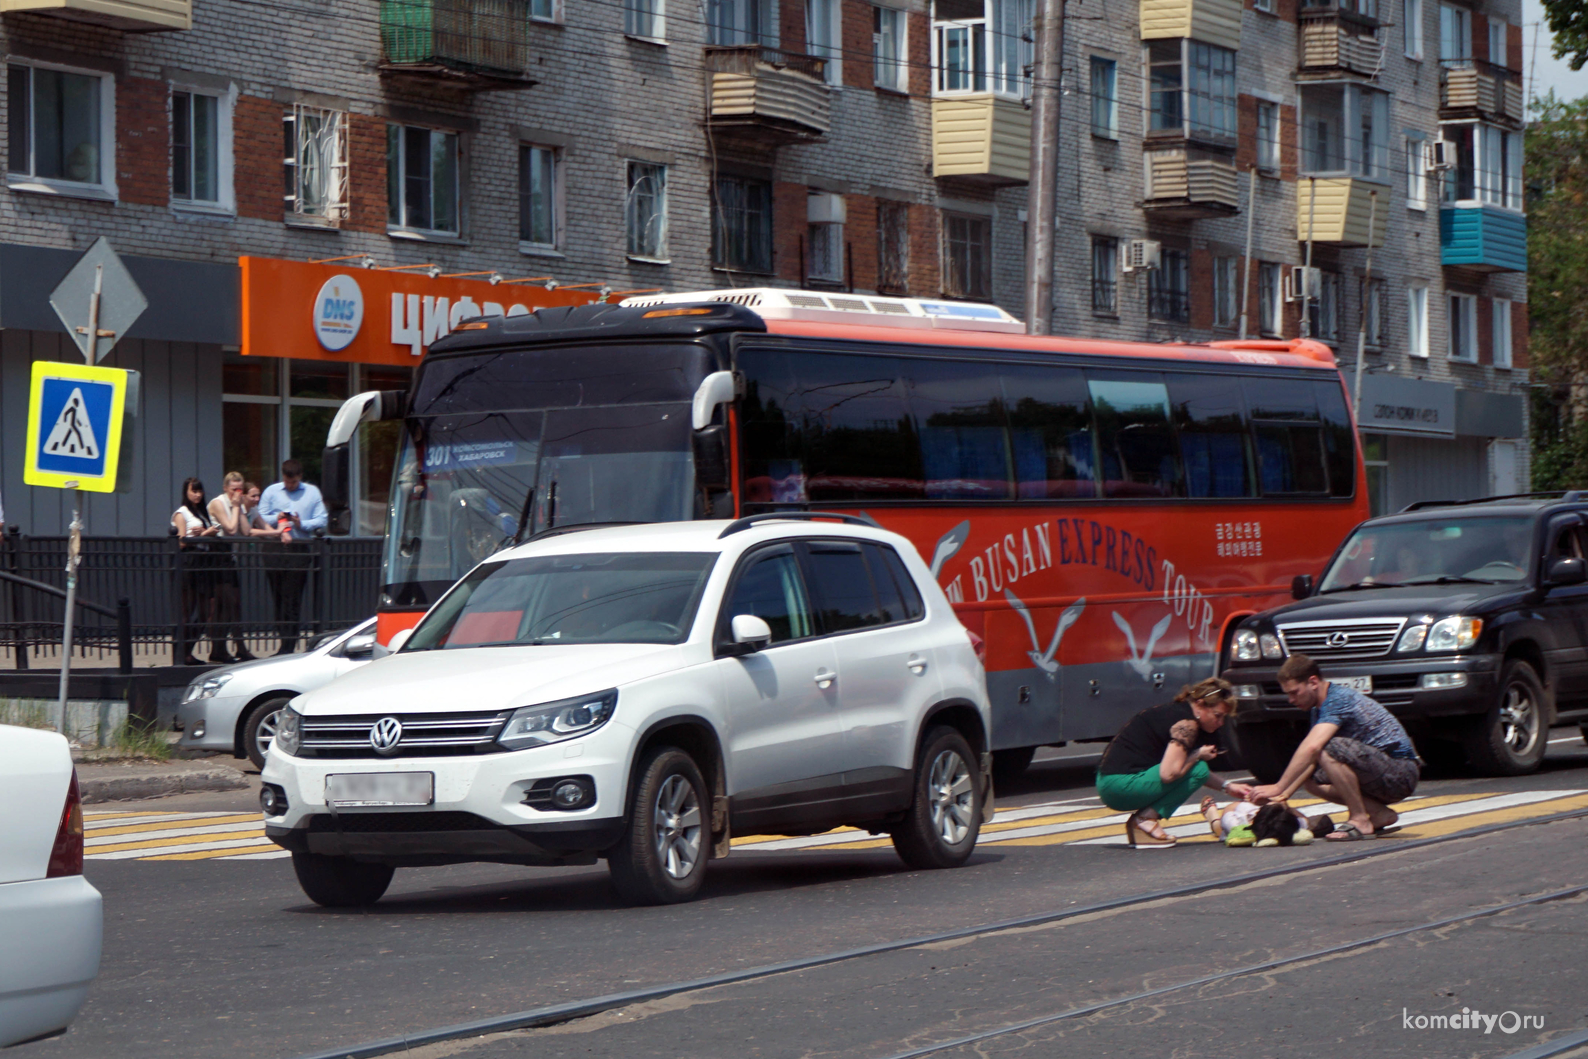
257, 460, 328, 655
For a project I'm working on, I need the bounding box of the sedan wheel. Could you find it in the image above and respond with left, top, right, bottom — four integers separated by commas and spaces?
243, 696, 294, 770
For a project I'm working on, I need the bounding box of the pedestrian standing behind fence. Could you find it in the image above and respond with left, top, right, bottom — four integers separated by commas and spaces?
207, 472, 257, 663
257, 460, 327, 656
172, 476, 223, 666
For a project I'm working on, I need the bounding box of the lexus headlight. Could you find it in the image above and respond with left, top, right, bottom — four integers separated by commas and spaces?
182, 672, 233, 703
274, 707, 302, 756
498, 690, 618, 751
1426, 616, 1483, 652
1259, 633, 1283, 659
1232, 629, 1261, 662
1396, 623, 1429, 653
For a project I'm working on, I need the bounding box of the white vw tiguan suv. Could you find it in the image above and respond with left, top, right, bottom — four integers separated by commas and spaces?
262, 515, 991, 906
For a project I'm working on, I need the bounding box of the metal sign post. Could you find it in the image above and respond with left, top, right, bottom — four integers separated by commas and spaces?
56, 486, 83, 736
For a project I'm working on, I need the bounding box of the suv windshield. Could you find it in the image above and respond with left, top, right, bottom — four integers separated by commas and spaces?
405, 552, 717, 649
1318, 516, 1535, 592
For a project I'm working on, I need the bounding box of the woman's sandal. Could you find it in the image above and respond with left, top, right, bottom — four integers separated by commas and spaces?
1199, 796, 1224, 839
1125, 811, 1176, 848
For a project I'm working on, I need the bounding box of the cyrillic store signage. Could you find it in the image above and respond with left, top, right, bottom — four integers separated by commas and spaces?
1358, 374, 1456, 437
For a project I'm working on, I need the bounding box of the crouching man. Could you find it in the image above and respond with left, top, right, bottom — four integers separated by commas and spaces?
1250, 654, 1421, 841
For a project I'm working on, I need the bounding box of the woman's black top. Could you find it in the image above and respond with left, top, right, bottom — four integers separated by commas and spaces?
1097, 701, 1223, 776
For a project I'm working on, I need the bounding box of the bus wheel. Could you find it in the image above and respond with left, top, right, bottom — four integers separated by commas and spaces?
1230, 721, 1300, 785
991, 747, 1036, 783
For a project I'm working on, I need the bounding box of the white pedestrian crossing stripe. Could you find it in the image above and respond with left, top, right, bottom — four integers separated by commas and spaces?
85, 788, 1588, 864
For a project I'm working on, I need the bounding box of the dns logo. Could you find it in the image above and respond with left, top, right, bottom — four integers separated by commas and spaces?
313, 274, 364, 352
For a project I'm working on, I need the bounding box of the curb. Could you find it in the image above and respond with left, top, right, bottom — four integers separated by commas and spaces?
80, 768, 250, 804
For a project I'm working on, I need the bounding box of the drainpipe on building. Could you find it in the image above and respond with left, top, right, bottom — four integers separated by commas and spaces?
1024, 0, 1065, 335
1352, 190, 1380, 426
1301, 175, 1317, 339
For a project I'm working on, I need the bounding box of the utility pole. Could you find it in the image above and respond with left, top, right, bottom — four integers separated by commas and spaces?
1024, 0, 1065, 335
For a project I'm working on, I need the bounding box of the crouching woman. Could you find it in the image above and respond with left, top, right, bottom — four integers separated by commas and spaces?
1096, 678, 1254, 847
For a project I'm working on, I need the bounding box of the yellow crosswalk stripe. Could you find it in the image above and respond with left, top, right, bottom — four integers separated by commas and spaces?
88, 829, 268, 855
142, 844, 285, 861
1387, 793, 1588, 839
86, 814, 260, 838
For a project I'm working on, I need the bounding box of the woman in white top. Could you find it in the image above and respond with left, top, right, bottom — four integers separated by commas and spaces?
206, 472, 256, 662
173, 477, 223, 666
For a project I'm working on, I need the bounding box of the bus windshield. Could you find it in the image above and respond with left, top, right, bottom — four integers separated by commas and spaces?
1318, 516, 1535, 592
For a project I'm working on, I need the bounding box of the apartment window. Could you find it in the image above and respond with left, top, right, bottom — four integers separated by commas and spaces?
808, 0, 843, 84
284, 105, 348, 224
625, 0, 664, 38
1147, 40, 1236, 142
1361, 276, 1386, 346
6, 62, 111, 189
1091, 236, 1118, 315
1148, 249, 1190, 323
386, 125, 459, 235
1259, 263, 1283, 336
1299, 83, 1389, 180
1255, 0, 1275, 13
1256, 101, 1280, 172
932, 0, 1032, 97
1210, 257, 1238, 328
709, 0, 770, 43
878, 200, 909, 294
943, 213, 992, 300
1448, 292, 1477, 361
1441, 124, 1522, 208
1404, 0, 1423, 57
1408, 284, 1429, 357
1406, 135, 1428, 209
807, 191, 845, 283
1311, 271, 1340, 343
530, 0, 555, 18
1439, 2, 1470, 61
1090, 57, 1118, 138
875, 6, 908, 91
172, 88, 232, 209
714, 175, 773, 273
518, 145, 557, 249
626, 161, 668, 260
1488, 17, 1507, 65
1493, 297, 1513, 368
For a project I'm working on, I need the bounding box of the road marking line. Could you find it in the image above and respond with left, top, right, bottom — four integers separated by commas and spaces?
142, 844, 286, 861
85, 814, 261, 839
1390, 794, 1588, 839
222, 850, 293, 860
84, 811, 236, 828
86, 831, 267, 856
87, 820, 268, 846
732, 797, 1111, 852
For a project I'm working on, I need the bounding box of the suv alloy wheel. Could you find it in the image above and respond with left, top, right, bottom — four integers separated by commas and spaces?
608, 746, 709, 905
892, 726, 983, 869
1463, 659, 1548, 776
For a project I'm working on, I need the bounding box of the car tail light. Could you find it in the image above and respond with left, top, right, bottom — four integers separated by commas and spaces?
964, 627, 985, 665
46, 771, 85, 878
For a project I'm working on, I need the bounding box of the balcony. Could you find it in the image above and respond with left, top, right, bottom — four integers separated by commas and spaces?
379, 0, 536, 90
0, 0, 188, 30
1440, 204, 1527, 272
1297, 177, 1387, 246
1440, 59, 1524, 125
1139, 0, 1242, 50
705, 47, 831, 144
1299, 20, 1384, 76
931, 95, 1031, 184
1142, 149, 1239, 219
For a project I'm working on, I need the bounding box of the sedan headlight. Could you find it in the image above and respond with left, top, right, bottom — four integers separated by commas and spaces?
1396, 624, 1429, 653
182, 672, 233, 704
498, 690, 618, 751
1425, 616, 1483, 652
1232, 629, 1261, 662
274, 707, 302, 756
1259, 633, 1283, 660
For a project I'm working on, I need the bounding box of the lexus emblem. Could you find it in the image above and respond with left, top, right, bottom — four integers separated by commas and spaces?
1326, 632, 1351, 648
369, 716, 403, 755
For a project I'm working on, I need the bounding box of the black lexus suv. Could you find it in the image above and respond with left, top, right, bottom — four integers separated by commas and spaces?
1221, 494, 1588, 780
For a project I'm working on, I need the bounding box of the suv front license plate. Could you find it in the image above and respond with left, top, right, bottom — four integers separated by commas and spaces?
325, 772, 434, 808
1338, 675, 1373, 693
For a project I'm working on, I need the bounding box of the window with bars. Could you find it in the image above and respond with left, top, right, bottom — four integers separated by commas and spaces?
1148, 250, 1190, 322
284, 105, 348, 224
713, 174, 773, 273
519, 144, 557, 248
1091, 236, 1118, 315
808, 222, 844, 283
943, 213, 992, 300
878, 200, 910, 294
387, 124, 459, 234
626, 161, 668, 259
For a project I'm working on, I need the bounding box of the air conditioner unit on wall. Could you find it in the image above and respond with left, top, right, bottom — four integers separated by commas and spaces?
1428, 139, 1454, 171
1122, 239, 1161, 273
1285, 266, 1321, 303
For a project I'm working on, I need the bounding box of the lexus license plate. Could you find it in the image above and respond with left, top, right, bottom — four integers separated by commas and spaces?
1339, 675, 1373, 694
325, 772, 434, 808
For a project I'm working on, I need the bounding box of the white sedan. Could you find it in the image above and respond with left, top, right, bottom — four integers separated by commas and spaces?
0, 724, 102, 1047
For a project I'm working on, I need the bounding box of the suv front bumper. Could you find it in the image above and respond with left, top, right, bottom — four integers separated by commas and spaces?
1220, 653, 1501, 721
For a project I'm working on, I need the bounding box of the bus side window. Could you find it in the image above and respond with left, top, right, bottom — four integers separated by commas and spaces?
1314, 382, 1357, 498
737, 349, 808, 506
909, 361, 1013, 501
1166, 372, 1254, 498
783, 352, 925, 501
1000, 365, 1098, 499
1087, 373, 1184, 499
1244, 377, 1328, 496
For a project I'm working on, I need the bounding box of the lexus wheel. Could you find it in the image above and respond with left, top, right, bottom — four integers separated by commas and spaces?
242, 696, 293, 770
1463, 660, 1547, 776
892, 727, 982, 870
608, 746, 708, 905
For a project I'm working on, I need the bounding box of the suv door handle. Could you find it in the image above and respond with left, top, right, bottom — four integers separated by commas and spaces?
907, 654, 928, 674
814, 668, 837, 689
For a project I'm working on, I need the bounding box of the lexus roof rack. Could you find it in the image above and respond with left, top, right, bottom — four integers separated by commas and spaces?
1397, 491, 1585, 513
718, 512, 881, 538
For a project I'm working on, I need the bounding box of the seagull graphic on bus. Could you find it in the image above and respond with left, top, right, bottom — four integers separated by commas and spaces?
929, 520, 971, 579
1004, 590, 1086, 681
1113, 611, 1174, 682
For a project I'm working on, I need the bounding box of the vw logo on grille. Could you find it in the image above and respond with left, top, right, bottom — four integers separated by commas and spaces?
1326, 632, 1351, 648
369, 716, 403, 755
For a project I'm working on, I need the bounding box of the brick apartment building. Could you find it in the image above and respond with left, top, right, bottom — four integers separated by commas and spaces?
0, 0, 1527, 535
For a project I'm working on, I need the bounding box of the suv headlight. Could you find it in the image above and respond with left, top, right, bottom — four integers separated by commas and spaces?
274, 707, 302, 756
1396, 624, 1429, 652
1426, 616, 1483, 652
182, 672, 233, 704
1232, 629, 1261, 662
1259, 633, 1283, 659
498, 690, 618, 751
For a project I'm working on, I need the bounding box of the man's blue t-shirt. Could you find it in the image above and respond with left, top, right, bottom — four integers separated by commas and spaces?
1312, 683, 1418, 760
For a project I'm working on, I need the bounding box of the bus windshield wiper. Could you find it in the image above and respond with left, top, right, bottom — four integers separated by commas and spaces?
1320, 580, 1404, 593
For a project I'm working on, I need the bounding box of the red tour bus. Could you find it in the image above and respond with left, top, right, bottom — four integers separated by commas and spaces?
322, 289, 1368, 776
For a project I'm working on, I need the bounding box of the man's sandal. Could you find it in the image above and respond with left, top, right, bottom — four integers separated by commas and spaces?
1325, 821, 1377, 841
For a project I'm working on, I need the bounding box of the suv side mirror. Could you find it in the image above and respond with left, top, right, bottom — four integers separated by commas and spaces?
1548, 557, 1586, 586
1291, 574, 1314, 600
722, 614, 772, 657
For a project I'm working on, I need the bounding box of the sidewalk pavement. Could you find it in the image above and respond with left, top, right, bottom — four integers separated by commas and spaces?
74, 755, 252, 804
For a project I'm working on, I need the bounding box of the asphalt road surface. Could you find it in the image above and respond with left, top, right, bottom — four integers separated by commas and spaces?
20, 734, 1588, 1059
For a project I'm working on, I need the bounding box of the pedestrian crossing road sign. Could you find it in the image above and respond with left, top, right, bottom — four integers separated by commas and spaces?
24, 360, 131, 492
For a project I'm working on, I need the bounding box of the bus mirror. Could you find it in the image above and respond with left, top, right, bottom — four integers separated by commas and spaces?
321, 444, 352, 536
694, 425, 730, 490
1291, 574, 1314, 600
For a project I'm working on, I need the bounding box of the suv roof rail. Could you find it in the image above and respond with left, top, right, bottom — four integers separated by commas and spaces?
718, 511, 881, 538
520, 521, 646, 544
1397, 491, 1585, 513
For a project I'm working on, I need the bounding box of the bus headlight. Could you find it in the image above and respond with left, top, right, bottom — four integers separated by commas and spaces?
1233, 629, 1261, 662
1426, 616, 1482, 652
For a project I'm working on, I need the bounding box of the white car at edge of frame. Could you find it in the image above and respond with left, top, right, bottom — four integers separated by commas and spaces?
261, 515, 992, 907
0, 724, 102, 1047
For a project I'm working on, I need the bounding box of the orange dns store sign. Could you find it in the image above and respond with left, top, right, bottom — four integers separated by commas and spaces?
239, 256, 601, 366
